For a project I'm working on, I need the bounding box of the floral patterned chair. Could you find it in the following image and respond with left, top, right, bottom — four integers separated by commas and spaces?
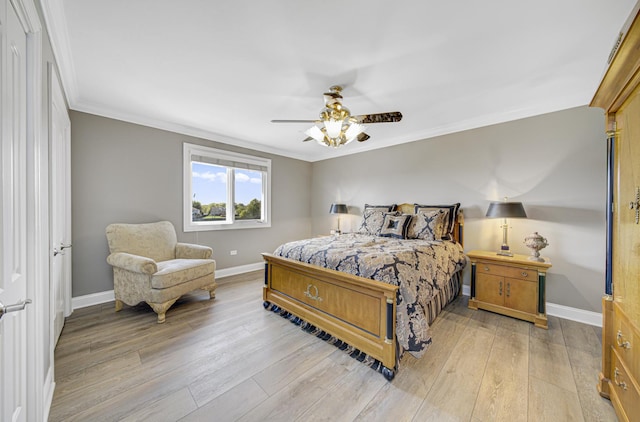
105, 221, 216, 323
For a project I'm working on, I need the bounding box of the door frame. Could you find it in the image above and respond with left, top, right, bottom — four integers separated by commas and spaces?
12, 0, 55, 418
48, 62, 72, 346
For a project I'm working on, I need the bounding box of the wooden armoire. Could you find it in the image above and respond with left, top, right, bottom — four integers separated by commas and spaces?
591, 6, 640, 422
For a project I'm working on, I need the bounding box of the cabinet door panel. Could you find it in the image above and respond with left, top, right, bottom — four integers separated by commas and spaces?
614, 88, 640, 324
476, 273, 504, 306
505, 277, 537, 314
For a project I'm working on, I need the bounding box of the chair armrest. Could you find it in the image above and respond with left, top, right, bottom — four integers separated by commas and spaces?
176, 242, 213, 259
107, 252, 158, 274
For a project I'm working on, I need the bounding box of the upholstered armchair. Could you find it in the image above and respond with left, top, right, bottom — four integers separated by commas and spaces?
105, 221, 216, 323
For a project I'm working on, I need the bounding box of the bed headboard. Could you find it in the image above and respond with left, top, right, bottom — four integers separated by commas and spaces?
396, 203, 464, 247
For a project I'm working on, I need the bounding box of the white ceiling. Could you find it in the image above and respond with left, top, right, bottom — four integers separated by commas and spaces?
42, 0, 638, 162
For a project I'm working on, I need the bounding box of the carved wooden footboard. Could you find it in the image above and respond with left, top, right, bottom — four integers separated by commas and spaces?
262, 252, 399, 380
262, 205, 464, 380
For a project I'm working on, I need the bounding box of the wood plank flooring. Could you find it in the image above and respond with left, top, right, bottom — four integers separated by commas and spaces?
49, 271, 617, 421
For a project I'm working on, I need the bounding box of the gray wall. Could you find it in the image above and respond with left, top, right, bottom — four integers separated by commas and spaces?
72, 105, 608, 313
71, 111, 312, 297
311, 106, 606, 312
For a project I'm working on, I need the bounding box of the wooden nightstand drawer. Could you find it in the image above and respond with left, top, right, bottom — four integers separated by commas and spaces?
467, 250, 551, 329
477, 262, 535, 281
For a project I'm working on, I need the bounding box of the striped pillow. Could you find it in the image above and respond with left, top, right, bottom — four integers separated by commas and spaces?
379, 213, 412, 239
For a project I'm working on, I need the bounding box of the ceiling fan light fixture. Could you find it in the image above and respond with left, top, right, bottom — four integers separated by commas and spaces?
344, 123, 366, 143
304, 125, 325, 143
323, 119, 343, 139
272, 85, 402, 149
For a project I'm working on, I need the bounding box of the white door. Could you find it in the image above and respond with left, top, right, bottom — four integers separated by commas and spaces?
0, 0, 30, 420
50, 65, 71, 345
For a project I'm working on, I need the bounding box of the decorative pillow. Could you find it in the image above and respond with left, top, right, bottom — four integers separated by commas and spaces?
364, 203, 397, 212
407, 209, 446, 240
358, 209, 396, 235
379, 213, 412, 239
414, 203, 460, 240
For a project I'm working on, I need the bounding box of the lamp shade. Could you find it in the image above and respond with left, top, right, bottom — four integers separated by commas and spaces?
329, 203, 348, 214
324, 120, 343, 139
485, 201, 527, 218
343, 123, 366, 143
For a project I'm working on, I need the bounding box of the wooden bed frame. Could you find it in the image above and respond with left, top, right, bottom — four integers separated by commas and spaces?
262, 204, 464, 380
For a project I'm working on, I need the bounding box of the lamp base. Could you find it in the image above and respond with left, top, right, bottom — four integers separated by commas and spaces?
497, 244, 513, 257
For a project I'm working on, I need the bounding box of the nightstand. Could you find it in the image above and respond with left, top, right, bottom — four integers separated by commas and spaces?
467, 250, 552, 329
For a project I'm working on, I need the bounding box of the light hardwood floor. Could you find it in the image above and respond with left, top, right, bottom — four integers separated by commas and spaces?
49, 271, 617, 421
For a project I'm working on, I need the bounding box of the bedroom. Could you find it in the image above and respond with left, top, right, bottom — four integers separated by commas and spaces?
1, 0, 639, 420
59, 109, 614, 420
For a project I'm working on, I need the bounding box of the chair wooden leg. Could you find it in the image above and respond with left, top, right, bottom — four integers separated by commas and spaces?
115, 299, 123, 312
148, 299, 178, 324
205, 281, 218, 299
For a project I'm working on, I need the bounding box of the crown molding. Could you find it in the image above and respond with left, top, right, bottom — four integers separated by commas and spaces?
39, 0, 79, 104
71, 99, 313, 162
71, 97, 587, 164
317, 100, 588, 162
10, 0, 41, 33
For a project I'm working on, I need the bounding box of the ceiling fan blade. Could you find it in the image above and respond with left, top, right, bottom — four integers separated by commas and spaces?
357, 133, 370, 142
271, 119, 318, 124
354, 112, 403, 124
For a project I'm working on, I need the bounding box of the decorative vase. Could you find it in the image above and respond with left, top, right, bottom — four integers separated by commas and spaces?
524, 232, 548, 262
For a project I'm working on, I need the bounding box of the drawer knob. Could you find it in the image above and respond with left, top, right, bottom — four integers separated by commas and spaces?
304, 284, 323, 302
521, 271, 528, 277
614, 367, 628, 390
616, 330, 631, 349
484, 266, 490, 271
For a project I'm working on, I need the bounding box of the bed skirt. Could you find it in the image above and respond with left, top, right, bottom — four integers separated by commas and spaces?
263, 301, 397, 375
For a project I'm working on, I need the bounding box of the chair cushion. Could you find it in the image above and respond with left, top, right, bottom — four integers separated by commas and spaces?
106, 221, 177, 263
151, 259, 215, 289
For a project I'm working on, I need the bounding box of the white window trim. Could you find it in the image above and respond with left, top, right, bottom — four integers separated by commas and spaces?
183, 143, 271, 232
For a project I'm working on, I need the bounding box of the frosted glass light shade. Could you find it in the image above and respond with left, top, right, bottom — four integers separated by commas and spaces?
344, 123, 366, 143
324, 120, 343, 138
305, 126, 325, 142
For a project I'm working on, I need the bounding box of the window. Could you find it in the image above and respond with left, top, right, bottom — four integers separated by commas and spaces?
184, 143, 271, 231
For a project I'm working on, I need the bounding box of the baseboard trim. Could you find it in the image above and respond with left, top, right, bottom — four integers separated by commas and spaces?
71, 290, 115, 310
461, 285, 602, 327
42, 366, 55, 422
72, 262, 264, 310
546, 302, 602, 327
73, 267, 602, 327
216, 262, 263, 279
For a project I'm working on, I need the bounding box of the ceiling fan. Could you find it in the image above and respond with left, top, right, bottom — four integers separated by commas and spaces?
271, 86, 403, 148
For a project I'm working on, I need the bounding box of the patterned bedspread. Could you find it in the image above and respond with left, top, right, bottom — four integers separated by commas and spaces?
274, 233, 467, 357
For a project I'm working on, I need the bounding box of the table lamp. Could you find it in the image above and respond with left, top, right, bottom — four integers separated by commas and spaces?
329, 203, 348, 234
485, 199, 527, 256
